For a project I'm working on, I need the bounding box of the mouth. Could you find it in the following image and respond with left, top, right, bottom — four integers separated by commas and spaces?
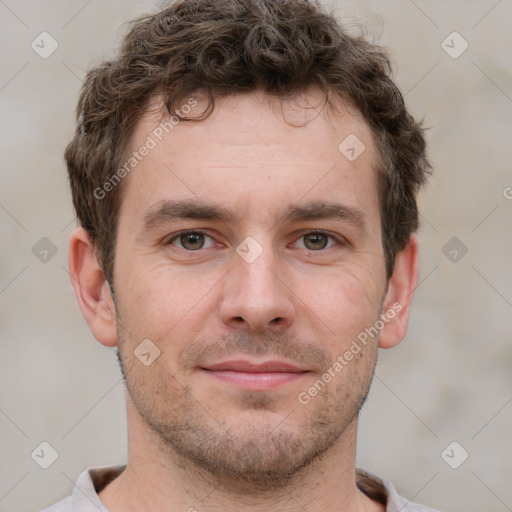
199, 359, 311, 391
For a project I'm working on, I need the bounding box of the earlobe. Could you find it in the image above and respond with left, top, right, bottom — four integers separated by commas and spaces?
378, 234, 419, 349
68, 227, 118, 347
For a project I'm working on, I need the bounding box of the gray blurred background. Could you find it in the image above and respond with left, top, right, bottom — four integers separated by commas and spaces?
1, 1, 511, 511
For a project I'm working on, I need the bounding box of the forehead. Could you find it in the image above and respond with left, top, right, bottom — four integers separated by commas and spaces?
118, 87, 380, 228
136, 87, 375, 152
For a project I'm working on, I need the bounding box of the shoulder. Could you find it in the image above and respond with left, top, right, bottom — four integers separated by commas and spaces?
356, 467, 443, 512
39, 495, 72, 512
37, 464, 124, 512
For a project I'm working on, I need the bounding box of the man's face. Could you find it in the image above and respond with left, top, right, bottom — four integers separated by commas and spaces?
113, 88, 388, 483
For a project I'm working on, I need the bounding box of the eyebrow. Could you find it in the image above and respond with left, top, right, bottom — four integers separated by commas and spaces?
275, 202, 367, 234
143, 200, 242, 229
142, 199, 368, 235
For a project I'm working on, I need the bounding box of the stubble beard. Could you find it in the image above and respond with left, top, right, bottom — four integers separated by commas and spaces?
113, 289, 379, 491
117, 342, 377, 492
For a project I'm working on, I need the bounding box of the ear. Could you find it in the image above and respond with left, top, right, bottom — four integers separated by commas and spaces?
378, 234, 419, 349
68, 227, 118, 347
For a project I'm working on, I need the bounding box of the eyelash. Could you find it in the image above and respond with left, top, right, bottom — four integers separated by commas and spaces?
165, 229, 345, 252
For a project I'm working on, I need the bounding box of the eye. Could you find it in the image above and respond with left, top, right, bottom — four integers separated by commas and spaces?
167, 230, 216, 251
295, 231, 341, 251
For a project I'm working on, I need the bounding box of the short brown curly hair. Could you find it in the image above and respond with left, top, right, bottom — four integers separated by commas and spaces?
65, 0, 431, 286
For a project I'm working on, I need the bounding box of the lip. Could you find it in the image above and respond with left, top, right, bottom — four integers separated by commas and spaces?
203, 359, 308, 373
199, 359, 310, 391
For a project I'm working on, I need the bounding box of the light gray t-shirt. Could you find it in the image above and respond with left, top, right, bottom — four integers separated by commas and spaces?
40, 464, 441, 511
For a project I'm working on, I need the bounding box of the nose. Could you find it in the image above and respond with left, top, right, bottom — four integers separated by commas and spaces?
219, 242, 296, 333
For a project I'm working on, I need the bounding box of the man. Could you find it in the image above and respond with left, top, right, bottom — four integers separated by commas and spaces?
43, 0, 438, 510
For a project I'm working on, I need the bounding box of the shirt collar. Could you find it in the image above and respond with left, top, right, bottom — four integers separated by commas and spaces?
70, 464, 422, 512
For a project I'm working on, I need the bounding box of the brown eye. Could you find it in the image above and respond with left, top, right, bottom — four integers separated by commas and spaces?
180, 232, 204, 250
168, 231, 215, 250
302, 232, 330, 250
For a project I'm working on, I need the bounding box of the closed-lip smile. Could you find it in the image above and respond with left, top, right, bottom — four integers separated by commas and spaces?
200, 359, 310, 390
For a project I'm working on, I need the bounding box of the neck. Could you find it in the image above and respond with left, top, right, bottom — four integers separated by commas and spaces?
99, 398, 383, 512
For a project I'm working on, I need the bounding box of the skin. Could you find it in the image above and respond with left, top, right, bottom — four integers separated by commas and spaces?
69, 86, 418, 512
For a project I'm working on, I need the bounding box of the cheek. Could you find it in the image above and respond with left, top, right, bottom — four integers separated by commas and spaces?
297, 267, 383, 349
117, 260, 222, 345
